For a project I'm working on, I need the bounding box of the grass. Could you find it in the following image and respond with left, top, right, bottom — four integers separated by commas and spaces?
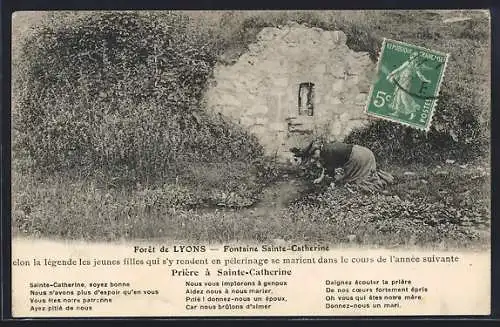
12, 160, 490, 250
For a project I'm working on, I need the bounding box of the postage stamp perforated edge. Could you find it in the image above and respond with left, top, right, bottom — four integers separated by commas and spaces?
364, 38, 450, 132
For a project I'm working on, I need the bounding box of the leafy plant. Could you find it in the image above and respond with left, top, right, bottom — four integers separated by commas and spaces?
13, 12, 265, 183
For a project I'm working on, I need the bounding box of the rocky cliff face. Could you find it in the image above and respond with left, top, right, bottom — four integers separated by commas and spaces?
204, 23, 376, 160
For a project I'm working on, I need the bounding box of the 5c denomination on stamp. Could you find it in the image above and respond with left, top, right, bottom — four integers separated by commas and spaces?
365, 38, 449, 131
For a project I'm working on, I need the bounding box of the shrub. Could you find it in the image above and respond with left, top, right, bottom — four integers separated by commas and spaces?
13, 12, 264, 182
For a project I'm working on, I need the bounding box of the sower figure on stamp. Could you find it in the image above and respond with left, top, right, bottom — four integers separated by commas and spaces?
291, 140, 394, 193
386, 51, 432, 120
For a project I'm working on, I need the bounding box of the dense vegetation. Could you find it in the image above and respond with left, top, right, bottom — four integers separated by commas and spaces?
13, 13, 266, 183
12, 11, 490, 247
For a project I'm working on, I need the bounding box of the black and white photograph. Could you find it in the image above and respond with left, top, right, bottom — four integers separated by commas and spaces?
9, 9, 492, 317
12, 10, 490, 248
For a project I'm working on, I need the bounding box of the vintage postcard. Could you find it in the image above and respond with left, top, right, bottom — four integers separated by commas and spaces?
10, 10, 491, 317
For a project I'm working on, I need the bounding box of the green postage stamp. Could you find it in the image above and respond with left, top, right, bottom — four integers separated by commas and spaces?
365, 38, 450, 131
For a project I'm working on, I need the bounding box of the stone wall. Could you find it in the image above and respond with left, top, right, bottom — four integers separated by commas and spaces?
203, 22, 376, 160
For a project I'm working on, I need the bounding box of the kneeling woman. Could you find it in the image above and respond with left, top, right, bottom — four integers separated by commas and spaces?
292, 141, 394, 193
